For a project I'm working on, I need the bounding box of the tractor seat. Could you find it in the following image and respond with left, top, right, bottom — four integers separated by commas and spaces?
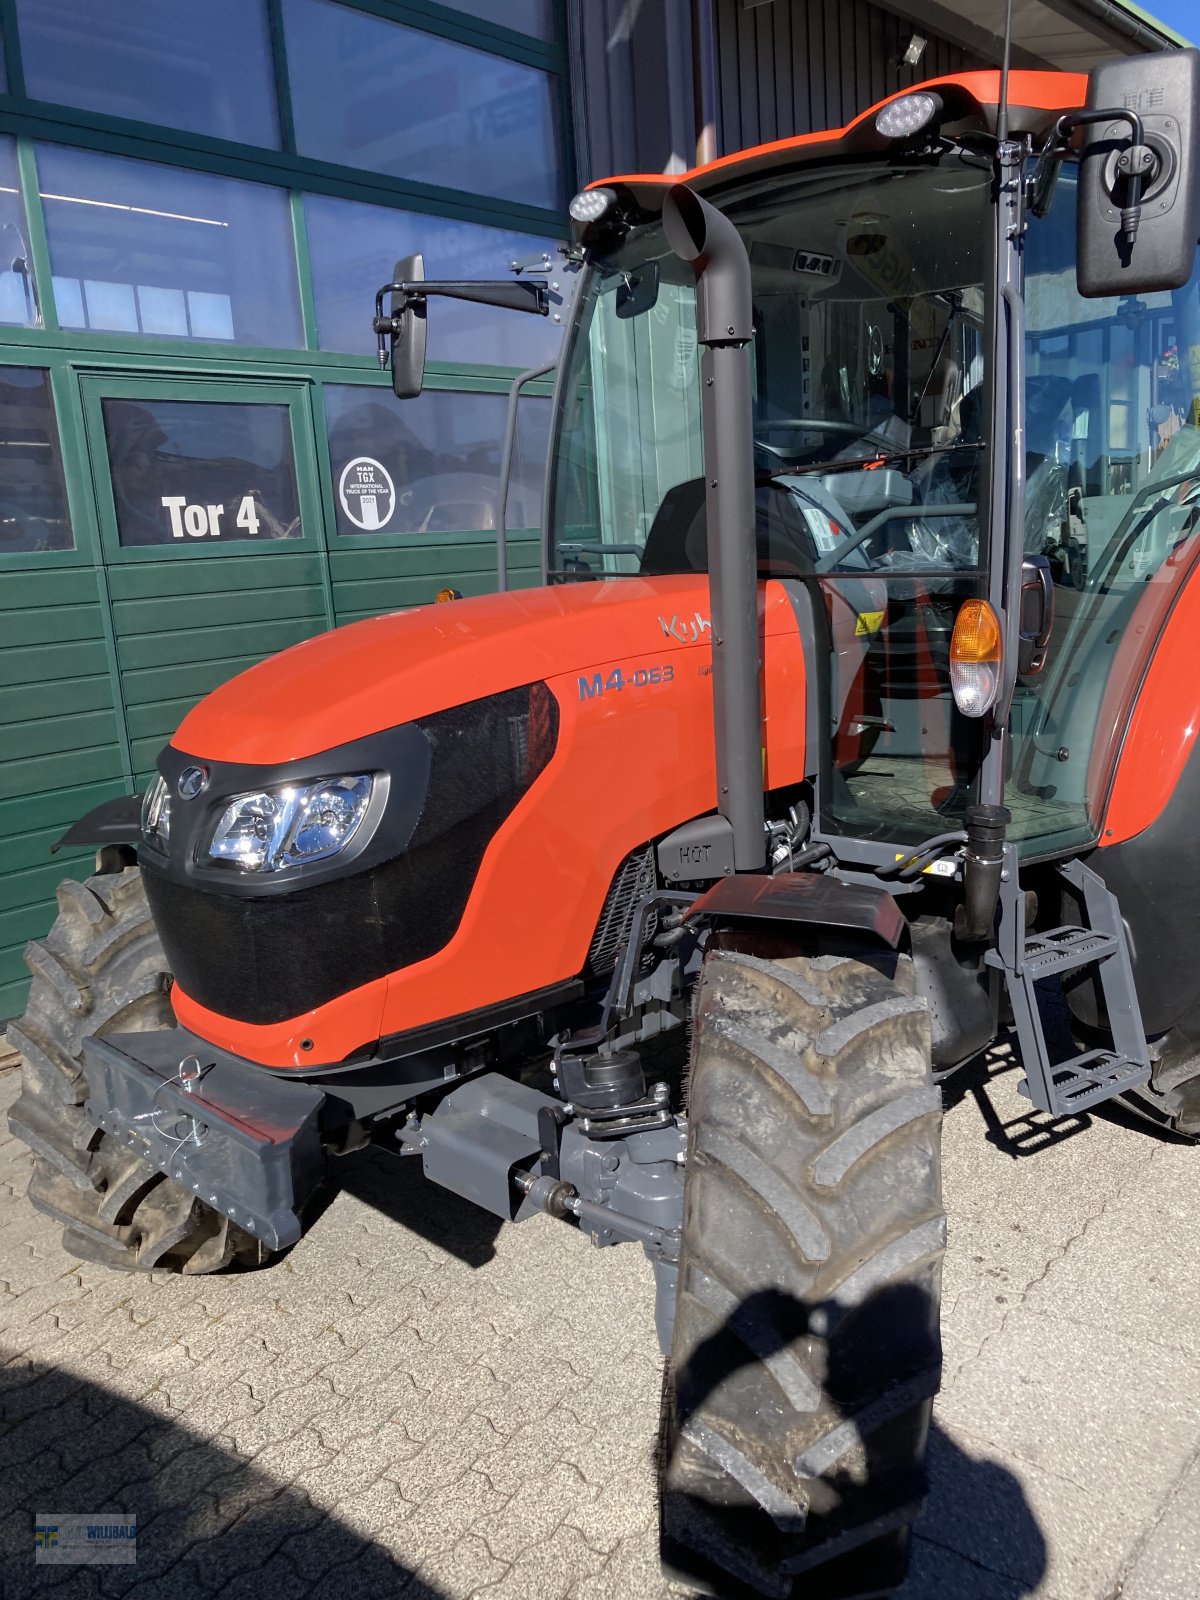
640, 475, 844, 577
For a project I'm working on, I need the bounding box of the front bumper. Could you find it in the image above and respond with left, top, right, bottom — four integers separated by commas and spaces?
82, 1031, 326, 1251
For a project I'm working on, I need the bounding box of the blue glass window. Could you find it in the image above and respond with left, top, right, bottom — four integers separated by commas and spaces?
284, 0, 565, 211
305, 193, 564, 366
37, 146, 302, 348
324, 384, 549, 537
16, 0, 280, 149
0, 369, 74, 553
0, 138, 38, 328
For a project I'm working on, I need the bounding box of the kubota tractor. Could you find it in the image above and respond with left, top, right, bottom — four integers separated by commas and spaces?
10, 46, 1200, 1599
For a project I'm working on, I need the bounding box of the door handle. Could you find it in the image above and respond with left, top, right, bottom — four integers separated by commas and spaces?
1018, 554, 1055, 675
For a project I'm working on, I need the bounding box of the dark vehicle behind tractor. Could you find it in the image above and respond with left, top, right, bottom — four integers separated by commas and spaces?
10, 42, 1200, 1600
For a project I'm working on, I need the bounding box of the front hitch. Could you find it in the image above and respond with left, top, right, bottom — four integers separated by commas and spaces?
82, 1031, 325, 1251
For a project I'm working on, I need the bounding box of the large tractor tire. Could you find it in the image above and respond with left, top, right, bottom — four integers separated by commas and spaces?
660, 944, 944, 1599
1117, 1038, 1200, 1139
7, 864, 270, 1273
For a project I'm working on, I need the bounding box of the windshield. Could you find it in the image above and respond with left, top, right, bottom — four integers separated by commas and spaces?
548, 155, 994, 850
548, 156, 991, 584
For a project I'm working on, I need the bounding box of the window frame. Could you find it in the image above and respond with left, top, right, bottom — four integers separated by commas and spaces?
77, 372, 326, 564
317, 378, 553, 544
0, 0, 571, 245
0, 0, 568, 567
31, 139, 308, 354
12, 0, 286, 154
0, 360, 79, 564
281, 0, 567, 214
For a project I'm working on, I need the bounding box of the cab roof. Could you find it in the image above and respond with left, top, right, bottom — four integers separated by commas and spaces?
585, 70, 1087, 207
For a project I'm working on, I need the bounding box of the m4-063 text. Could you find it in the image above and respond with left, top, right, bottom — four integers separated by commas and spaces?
577, 664, 676, 700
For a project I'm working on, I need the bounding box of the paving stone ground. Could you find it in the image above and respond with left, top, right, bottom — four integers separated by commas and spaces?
1, 1048, 1198, 1599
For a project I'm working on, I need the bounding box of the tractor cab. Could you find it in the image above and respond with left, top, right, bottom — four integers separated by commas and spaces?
544, 75, 1200, 871
548, 142, 992, 849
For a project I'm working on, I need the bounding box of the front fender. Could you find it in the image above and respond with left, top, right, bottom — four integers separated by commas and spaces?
52, 793, 141, 854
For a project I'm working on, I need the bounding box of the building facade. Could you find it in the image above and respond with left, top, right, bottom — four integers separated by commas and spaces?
0, 0, 572, 1019
0, 0, 1183, 1018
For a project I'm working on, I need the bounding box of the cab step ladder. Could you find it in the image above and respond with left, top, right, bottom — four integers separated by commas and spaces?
985, 857, 1151, 1117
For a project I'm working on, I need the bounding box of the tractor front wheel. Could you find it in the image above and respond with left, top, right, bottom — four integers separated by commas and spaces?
660, 943, 945, 1598
8, 864, 271, 1273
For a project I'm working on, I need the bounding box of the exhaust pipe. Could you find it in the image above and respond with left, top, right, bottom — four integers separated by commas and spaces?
662, 184, 765, 871
955, 803, 1010, 941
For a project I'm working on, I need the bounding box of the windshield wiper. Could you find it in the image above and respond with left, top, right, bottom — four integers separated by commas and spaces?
756, 439, 983, 484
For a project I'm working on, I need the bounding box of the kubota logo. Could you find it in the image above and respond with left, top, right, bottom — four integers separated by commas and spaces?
659, 611, 712, 644
177, 765, 209, 800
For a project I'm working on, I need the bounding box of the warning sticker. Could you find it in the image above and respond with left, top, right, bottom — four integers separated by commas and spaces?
894, 851, 958, 878
338, 456, 396, 531
854, 610, 885, 636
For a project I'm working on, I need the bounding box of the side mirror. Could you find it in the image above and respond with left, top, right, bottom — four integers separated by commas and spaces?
615, 262, 660, 319
390, 252, 427, 399
373, 259, 551, 399
1077, 49, 1200, 298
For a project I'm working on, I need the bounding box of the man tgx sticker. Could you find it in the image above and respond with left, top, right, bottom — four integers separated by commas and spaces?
339, 457, 396, 531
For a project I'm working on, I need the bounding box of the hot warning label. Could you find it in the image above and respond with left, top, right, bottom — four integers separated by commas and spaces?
338, 456, 396, 531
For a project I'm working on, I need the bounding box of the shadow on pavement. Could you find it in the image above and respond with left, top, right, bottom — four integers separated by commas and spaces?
307, 1142, 504, 1269
0, 1357, 443, 1599
904, 1424, 1049, 1596
663, 1282, 1047, 1598
942, 1029, 1196, 1158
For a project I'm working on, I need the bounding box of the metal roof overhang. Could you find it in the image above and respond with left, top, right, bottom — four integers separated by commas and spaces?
871, 0, 1191, 73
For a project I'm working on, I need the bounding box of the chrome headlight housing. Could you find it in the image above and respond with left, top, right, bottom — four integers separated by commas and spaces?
205, 774, 375, 872
141, 774, 171, 848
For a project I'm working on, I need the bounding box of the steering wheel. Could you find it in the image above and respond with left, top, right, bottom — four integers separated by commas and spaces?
758, 419, 866, 434
754, 418, 875, 469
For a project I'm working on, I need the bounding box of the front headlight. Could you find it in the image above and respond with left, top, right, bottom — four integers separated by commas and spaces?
141, 774, 171, 847
206, 774, 374, 872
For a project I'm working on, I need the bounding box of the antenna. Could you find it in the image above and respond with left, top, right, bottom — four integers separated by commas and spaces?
996, 0, 1015, 142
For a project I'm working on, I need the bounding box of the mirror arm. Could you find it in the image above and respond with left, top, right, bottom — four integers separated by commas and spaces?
373, 278, 550, 367
1029, 106, 1150, 228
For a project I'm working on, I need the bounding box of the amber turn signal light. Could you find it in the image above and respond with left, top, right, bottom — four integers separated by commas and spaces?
434, 587, 463, 603
950, 599, 1002, 718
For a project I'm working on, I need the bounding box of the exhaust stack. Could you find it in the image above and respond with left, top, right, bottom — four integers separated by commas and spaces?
662, 184, 765, 871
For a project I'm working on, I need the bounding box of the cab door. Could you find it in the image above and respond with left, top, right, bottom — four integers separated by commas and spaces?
1003, 180, 1200, 854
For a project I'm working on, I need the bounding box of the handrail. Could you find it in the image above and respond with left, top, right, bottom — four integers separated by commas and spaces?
496, 360, 556, 592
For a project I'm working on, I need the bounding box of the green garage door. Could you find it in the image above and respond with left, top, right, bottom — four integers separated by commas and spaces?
0, 362, 547, 1021
0, 370, 336, 1020
0, 564, 129, 1016
0, 364, 128, 1019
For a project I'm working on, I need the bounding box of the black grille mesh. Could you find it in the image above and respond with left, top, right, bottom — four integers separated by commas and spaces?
586, 844, 658, 975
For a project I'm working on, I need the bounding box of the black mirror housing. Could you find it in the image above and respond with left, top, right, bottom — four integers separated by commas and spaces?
1077, 49, 1200, 298
390, 252, 427, 399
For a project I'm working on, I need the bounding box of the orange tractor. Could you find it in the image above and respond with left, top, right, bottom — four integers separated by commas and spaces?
11, 46, 1200, 1598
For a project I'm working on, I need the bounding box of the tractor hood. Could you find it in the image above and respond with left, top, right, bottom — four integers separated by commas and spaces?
173, 575, 796, 766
